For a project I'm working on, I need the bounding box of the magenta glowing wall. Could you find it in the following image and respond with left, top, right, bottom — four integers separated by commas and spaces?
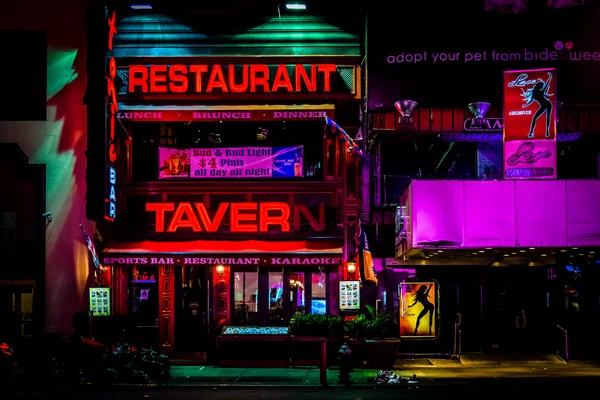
400, 180, 600, 250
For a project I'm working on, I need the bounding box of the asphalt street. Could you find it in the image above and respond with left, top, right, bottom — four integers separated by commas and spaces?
3, 382, 600, 400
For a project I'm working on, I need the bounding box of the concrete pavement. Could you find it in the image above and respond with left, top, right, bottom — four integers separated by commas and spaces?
167, 354, 600, 387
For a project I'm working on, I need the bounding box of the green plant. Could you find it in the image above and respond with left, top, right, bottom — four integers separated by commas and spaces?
343, 314, 368, 339
344, 311, 398, 340
365, 312, 397, 339
289, 314, 343, 337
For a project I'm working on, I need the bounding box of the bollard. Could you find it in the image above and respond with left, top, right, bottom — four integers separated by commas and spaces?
320, 338, 328, 386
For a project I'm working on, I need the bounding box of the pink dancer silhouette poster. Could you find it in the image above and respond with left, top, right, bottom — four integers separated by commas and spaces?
503, 68, 557, 142
399, 282, 438, 339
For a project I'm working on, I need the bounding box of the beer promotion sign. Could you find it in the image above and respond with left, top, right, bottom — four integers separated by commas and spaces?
503, 68, 557, 141
399, 282, 439, 339
158, 146, 304, 179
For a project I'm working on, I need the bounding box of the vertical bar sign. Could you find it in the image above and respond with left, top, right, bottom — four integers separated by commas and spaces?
105, 10, 118, 221
503, 68, 557, 179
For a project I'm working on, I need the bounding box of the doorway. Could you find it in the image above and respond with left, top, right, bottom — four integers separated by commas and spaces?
485, 267, 550, 353
175, 266, 211, 352
455, 283, 484, 353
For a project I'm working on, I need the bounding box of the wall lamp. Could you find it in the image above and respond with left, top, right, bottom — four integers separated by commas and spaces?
347, 260, 357, 278
216, 265, 225, 277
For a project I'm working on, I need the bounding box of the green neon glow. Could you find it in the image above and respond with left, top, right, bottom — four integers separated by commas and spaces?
286, 3, 306, 10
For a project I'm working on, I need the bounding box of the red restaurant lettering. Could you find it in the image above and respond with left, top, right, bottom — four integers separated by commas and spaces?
145, 202, 326, 233
129, 64, 337, 94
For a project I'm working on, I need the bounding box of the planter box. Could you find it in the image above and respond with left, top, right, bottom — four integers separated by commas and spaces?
365, 339, 400, 370
218, 335, 290, 367
289, 336, 342, 367
347, 339, 367, 367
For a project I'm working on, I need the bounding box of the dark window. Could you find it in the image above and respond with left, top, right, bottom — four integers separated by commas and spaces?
0, 32, 47, 121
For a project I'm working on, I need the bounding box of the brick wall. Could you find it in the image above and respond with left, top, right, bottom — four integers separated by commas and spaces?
477, 142, 503, 180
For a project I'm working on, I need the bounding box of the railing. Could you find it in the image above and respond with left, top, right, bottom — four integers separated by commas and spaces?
556, 325, 569, 364
452, 313, 462, 363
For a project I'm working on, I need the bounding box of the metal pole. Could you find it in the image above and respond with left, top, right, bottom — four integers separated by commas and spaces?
564, 329, 569, 363
453, 322, 457, 356
320, 338, 328, 386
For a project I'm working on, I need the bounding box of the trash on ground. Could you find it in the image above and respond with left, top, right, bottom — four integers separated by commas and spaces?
376, 370, 410, 384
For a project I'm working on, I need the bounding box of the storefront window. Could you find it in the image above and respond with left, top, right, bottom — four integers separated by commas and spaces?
269, 269, 284, 325
311, 270, 327, 315
233, 268, 258, 325
290, 272, 305, 315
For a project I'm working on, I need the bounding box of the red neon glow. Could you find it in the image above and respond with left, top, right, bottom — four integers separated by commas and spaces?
149, 65, 168, 93
169, 65, 188, 93
146, 202, 324, 233
107, 11, 117, 51
128, 64, 337, 94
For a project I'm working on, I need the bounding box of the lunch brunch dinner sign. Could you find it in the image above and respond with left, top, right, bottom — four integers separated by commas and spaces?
158, 146, 303, 179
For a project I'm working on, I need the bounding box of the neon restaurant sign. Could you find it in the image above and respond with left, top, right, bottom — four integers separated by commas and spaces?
105, 11, 118, 221
146, 201, 326, 233
126, 64, 349, 94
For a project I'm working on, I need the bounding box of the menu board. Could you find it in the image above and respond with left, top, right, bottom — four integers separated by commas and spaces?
339, 280, 360, 310
89, 287, 110, 317
158, 146, 304, 179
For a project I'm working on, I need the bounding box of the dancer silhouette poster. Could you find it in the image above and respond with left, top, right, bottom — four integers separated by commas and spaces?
503, 68, 557, 141
399, 282, 438, 339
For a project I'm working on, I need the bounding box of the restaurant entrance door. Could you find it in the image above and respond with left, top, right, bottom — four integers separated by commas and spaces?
174, 266, 212, 353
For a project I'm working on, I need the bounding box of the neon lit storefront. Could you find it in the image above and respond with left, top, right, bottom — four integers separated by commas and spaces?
85, 3, 365, 354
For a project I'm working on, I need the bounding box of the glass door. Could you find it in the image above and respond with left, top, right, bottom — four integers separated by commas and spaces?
130, 266, 159, 347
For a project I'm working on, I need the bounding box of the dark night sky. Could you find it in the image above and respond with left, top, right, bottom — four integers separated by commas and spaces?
367, 1, 599, 109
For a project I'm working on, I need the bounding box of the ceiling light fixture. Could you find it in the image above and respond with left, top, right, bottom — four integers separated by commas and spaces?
130, 4, 153, 9
286, 3, 306, 10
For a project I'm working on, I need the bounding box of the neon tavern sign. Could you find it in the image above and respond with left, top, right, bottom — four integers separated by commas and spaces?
146, 202, 326, 233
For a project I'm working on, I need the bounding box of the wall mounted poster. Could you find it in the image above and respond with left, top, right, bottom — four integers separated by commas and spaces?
398, 282, 438, 339
339, 280, 360, 310
89, 287, 110, 317
158, 146, 303, 179
503, 68, 557, 142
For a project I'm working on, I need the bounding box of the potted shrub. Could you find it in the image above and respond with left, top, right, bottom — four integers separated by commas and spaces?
289, 314, 343, 366
343, 315, 369, 367
364, 312, 400, 369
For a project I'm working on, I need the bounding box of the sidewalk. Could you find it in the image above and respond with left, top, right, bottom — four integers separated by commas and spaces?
166, 355, 600, 387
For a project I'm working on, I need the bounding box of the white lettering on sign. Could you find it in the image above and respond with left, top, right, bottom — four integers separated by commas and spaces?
102, 256, 341, 266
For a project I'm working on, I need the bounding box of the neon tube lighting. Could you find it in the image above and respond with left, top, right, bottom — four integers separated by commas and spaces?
286, 3, 306, 10
130, 4, 153, 9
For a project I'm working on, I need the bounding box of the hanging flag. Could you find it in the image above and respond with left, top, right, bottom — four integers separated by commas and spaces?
324, 116, 364, 161
80, 224, 104, 285
358, 221, 378, 285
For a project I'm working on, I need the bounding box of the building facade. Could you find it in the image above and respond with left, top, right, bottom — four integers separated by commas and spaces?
366, 1, 600, 357
0, 0, 92, 339
86, 1, 366, 354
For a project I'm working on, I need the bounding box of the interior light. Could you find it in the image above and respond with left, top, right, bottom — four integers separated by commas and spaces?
286, 3, 306, 10
131, 4, 152, 9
